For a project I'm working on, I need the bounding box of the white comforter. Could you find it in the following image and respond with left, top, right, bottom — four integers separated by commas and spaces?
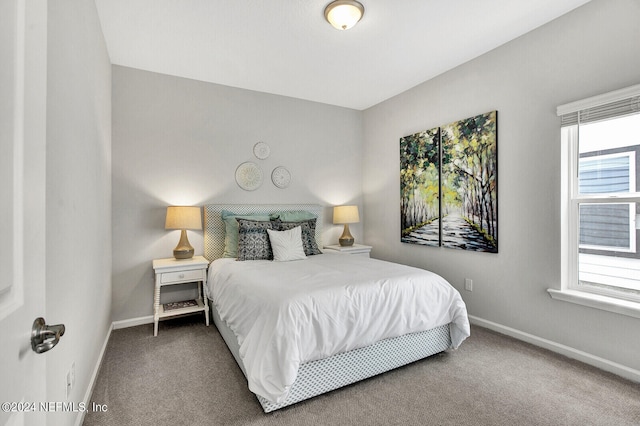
207, 253, 470, 404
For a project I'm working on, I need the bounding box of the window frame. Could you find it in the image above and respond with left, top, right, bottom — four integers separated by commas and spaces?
550, 83, 640, 319
564, 127, 640, 301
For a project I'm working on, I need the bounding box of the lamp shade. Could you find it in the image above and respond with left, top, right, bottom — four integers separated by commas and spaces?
324, 0, 364, 30
165, 206, 202, 230
333, 205, 360, 224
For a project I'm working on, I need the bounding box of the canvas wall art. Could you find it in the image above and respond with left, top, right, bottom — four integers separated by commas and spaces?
400, 111, 498, 253
400, 127, 440, 247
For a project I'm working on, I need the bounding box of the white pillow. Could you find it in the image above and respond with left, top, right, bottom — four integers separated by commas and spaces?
267, 226, 307, 262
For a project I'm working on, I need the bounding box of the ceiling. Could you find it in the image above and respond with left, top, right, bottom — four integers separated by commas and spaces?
95, 0, 591, 110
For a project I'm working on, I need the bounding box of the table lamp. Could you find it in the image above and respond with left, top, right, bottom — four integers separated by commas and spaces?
333, 205, 360, 246
165, 206, 202, 259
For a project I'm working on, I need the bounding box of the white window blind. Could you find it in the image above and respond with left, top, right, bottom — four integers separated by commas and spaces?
558, 83, 640, 126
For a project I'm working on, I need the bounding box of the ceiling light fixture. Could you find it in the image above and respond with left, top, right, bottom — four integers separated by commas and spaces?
324, 0, 364, 31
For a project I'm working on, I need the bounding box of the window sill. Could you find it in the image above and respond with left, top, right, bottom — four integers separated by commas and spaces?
547, 288, 640, 319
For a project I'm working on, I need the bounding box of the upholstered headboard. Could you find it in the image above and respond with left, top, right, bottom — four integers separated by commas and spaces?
203, 204, 324, 261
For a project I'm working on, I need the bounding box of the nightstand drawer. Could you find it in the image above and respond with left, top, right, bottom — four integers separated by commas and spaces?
161, 269, 205, 284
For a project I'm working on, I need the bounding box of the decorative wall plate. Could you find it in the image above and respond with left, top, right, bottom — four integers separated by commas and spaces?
253, 141, 271, 160
235, 162, 263, 191
271, 166, 291, 189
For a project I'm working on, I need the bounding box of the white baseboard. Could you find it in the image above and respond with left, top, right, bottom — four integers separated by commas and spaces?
112, 315, 153, 330
468, 315, 640, 384
74, 322, 113, 426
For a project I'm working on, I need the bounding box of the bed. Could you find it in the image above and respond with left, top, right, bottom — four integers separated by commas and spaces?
203, 204, 470, 412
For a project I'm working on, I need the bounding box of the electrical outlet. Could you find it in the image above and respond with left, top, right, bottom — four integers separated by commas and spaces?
65, 362, 75, 399
464, 278, 473, 292
66, 370, 72, 399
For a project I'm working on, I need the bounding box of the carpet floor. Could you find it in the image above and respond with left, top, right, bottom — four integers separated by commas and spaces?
83, 316, 640, 426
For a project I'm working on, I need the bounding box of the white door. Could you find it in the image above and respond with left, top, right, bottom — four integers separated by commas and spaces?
1, 1, 49, 425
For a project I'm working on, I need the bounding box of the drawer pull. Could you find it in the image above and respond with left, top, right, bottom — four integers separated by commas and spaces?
179, 273, 185, 279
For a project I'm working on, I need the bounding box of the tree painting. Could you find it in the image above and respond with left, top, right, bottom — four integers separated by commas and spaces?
441, 111, 498, 252
400, 128, 440, 247
400, 111, 498, 253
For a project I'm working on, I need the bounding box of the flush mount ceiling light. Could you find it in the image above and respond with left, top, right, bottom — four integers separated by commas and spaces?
324, 0, 364, 30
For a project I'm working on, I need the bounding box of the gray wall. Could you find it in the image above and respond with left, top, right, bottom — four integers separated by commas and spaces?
46, 0, 112, 423
111, 67, 363, 321
363, 0, 640, 372
110, 0, 639, 379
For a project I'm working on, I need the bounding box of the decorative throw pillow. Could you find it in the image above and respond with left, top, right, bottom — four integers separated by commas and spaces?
267, 226, 307, 262
221, 210, 271, 258
236, 219, 274, 261
269, 210, 317, 222
271, 218, 322, 256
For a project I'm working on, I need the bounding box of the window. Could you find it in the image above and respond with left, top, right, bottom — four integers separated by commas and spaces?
579, 150, 636, 253
554, 84, 640, 315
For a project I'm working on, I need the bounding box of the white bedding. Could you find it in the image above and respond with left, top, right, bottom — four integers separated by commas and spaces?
207, 252, 470, 404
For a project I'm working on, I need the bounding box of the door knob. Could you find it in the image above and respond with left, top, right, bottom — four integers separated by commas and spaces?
31, 317, 65, 354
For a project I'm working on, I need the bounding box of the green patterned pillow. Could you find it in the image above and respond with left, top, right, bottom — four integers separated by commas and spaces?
269, 210, 317, 222
221, 210, 271, 258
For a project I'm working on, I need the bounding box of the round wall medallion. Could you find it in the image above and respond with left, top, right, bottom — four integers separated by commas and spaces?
271, 166, 291, 189
235, 162, 263, 191
253, 141, 271, 160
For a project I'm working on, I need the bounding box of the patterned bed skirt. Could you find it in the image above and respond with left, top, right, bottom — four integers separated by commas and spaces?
210, 302, 452, 412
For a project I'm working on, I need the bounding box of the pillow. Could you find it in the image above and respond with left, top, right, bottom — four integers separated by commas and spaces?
221, 210, 271, 258
269, 210, 317, 222
236, 219, 274, 261
271, 218, 322, 256
267, 226, 307, 262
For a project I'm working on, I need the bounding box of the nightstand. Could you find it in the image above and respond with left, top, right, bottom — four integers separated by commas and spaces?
152, 255, 210, 336
323, 244, 372, 258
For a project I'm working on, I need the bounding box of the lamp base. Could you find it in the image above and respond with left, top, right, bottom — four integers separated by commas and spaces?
173, 229, 195, 259
338, 237, 354, 247
338, 224, 355, 246
173, 248, 194, 259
